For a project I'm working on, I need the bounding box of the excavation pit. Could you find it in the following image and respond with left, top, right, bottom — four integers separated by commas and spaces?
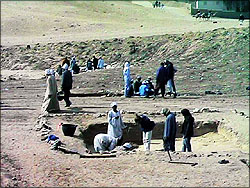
79, 120, 220, 152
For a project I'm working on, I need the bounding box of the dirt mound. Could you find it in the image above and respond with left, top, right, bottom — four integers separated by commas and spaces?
1, 27, 248, 95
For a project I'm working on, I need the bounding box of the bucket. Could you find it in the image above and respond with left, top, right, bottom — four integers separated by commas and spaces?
62, 124, 77, 136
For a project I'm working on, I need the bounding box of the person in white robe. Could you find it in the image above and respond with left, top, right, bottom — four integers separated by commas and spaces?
107, 102, 127, 145
94, 133, 118, 154
41, 69, 60, 113
123, 61, 132, 97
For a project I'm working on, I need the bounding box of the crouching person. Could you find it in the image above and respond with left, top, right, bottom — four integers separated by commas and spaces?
94, 133, 118, 154
134, 114, 156, 151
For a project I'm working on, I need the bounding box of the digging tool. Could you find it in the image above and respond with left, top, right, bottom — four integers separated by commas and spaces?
167, 150, 172, 161
79, 153, 116, 158
166, 150, 198, 166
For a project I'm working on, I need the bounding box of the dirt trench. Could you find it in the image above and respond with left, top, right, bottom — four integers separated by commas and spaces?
79, 120, 220, 152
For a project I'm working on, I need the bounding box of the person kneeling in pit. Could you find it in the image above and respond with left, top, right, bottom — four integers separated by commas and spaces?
94, 133, 118, 154
134, 114, 156, 151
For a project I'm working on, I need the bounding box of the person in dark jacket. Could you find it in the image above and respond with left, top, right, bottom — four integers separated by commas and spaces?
162, 108, 177, 151
180, 109, 194, 152
239, 14, 244, 25
154, 63, 167, 98
92, 56, 98, 70
61, 64, 73, 107
87, 58, 93, 70
135, 114, 156, 151
146, 77, 154, 96
165, 60, 177, 98
133, 76, 142, 94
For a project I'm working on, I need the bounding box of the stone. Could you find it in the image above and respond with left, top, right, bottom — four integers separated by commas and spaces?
218, 159, 229, 164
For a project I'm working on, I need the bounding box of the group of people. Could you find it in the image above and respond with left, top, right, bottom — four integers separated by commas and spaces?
94, 102, 195, 154
94, 102, 127, 154
86, 56, 106, 71
123, 60, 177, 98
42, 57, 75, 114
152, 0, 164, 8
56, 56, 80, 75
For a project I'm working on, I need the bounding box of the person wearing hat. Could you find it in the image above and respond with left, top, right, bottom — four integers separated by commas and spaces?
107, 102, 127, 145
41, 69, 60, 113
162, 108, 177, 151
94, 133, 118, 154
134, 114, 156, 151
133, 75, 142, 94
180, 109, 194, 152
97, 56, 105, 69
61, 64, 73, 107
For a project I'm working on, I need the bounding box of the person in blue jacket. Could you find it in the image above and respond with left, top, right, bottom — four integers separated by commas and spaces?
162, 108, 177, 151
139, 81, 149, 97
154, 62, 167, 98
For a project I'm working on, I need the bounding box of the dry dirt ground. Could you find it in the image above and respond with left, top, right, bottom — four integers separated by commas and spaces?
1, 1, 249, 46
1, 70, 249, 187
1, 1, 249, 187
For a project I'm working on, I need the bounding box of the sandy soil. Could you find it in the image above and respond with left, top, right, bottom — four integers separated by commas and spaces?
1, 1, 249, 46
1, 70, 249, 187
1, 1, 249, 187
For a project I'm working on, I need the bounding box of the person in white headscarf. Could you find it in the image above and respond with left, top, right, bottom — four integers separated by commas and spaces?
123, 61, 132, 97
107, 102, 127, 146
41, 69, 60, 113
94, 133, 118, 154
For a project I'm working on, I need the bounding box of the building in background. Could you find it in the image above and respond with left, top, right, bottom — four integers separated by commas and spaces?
190, 0, 249, 18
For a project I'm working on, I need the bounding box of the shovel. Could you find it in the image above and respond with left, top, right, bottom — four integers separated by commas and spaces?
167, 150, 198, 166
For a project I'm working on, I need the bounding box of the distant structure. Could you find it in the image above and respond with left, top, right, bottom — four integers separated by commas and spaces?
190, 0, 249, 19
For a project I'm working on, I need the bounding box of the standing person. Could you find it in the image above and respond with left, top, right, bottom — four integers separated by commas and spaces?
123, 61, 132, 97
180, 109, 194, 152
162, 108, 177, 151
61, 57, 70, 70
239, 14, 245, 25
41, 69, 60, 113
165, 60, 177, 98
107, 102, 127, 146
98, 57, 105, 69
61, 64, 73, 107
133, 75, 142, 94
134, 114, 156, 151
94, 133, 118, 154
70, 56, 76, 70
154, 62, 167, 98
92, 56, 98, 70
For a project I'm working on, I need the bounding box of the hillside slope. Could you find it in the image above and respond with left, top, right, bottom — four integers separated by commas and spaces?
1, 27, 249, 95
1, 1, 246, 46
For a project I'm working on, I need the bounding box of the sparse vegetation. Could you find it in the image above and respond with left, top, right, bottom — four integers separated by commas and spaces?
1, 27, 249, 95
